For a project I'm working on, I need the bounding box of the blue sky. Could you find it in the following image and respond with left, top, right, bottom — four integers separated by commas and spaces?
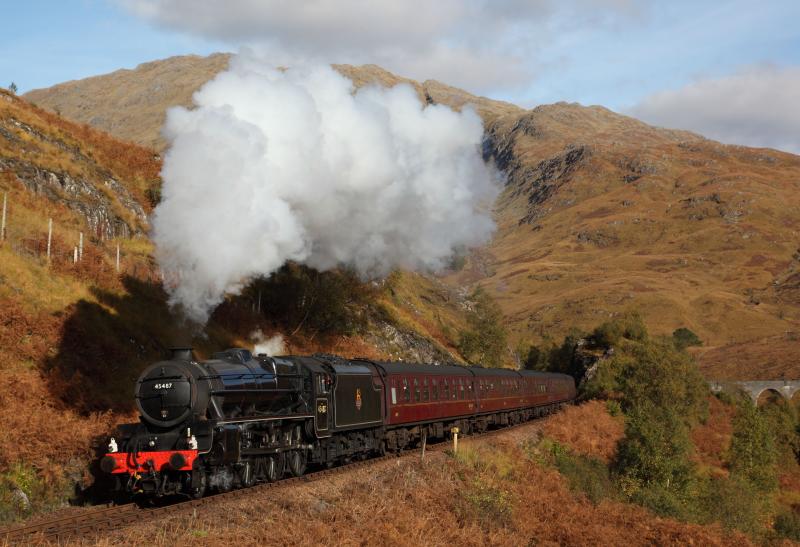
0, 0, 225, 94
2, 0, 799, 152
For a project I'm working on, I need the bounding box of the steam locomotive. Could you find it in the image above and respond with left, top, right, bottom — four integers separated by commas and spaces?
100, 348, 576, 499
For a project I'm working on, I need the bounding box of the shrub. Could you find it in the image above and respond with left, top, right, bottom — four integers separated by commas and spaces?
606, 400, 622, 417
462, 478, 513, 527
614, 405, 695, 495
250, 263, 375, 336
553, 449, 617, 504
615, 340, 708, 422
672, 327, 702, 350
458, 287, 507, 368
728, 401, 778, 493
774, 510, 800, 541
592, 312, 648, 348
699, 476, 772, 535
0, 463, 71, 523
758, 400, 800, 465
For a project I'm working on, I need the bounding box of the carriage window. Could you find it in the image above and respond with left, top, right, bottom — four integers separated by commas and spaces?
432, 379, 438, 400
423, 378, 429, 402
443, 380, 450, 400
459, 379, 465, 399
403, 378, 410, 402
452, 379, 458, 399
468, 381, 474, 394
414, 378, 421, 402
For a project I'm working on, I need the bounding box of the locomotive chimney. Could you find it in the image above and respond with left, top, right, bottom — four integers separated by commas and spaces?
169, 347, 194, 361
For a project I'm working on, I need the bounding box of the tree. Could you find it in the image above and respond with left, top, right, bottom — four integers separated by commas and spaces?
8, 82, 17, 94
729, 401, 778, 493
672, 327, 702, 350
458, 287, 507, 368
616, 340, 708, 422
611, 339, 709, 515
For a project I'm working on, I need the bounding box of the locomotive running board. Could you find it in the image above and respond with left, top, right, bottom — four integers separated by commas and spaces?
217, 415, 314, 425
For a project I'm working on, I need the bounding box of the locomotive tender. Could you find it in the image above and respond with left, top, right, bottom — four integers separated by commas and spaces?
101, 348, 576, 499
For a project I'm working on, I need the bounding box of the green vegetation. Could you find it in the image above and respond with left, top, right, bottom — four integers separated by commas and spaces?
249, 263, 376, 336
0, 463, 71, 522
543, 440, 617, 504
532, 314, 800, 540
672, 327, 702, 350
458, 286, 508, 368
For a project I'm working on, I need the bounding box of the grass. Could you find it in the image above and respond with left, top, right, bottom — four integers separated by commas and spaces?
70, 423, 751, 546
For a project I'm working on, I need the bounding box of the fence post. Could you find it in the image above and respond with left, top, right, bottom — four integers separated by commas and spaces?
116, 244, 120, 273
79, 232, 83, 261
46, 218, 52, 261
1, 192, 6, 241
421, 429, 427, 461
73, 246, 78, 263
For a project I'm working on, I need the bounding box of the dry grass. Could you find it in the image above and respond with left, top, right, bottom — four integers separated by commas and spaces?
54, 422, 751, 547
1, 88, 160, 212
0, 370, 112, 473
540, 401, 625, 463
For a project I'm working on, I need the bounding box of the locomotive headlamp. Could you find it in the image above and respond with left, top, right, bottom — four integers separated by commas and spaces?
161, 409, 168, 418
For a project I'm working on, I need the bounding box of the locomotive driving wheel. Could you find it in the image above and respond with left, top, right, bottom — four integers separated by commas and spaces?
287, 449, 307, 477
264, 454, 284, 482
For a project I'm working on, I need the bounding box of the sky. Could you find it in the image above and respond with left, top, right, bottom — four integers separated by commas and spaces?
1, 0, 799, 152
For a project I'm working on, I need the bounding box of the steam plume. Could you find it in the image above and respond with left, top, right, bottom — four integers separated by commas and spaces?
152, 53, 498, 322
251, 331, 286, 356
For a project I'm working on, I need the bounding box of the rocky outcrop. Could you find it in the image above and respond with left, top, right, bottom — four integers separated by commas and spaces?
0, 157, 147, 238
367, 321, 457, 365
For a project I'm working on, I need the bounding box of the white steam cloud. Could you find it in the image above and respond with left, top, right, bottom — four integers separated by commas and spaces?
251, 331, 286, 356
152, 53, 499, 323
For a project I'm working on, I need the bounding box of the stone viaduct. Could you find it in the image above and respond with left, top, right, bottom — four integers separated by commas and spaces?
709, 380, 800, 405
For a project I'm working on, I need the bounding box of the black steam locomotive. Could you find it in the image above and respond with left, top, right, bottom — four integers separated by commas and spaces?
101, 348, 575, 499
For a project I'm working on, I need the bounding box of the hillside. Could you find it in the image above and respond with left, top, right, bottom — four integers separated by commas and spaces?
472, 103, 800, 378
25, 54, 521, 152
25, 54, 800, 380
0, 87, 472, 521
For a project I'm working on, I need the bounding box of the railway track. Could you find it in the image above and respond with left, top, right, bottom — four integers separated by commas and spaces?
0, 416, 548, 544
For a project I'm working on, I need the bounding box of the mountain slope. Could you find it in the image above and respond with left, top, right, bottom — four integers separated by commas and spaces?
468, 102, 800, 376
25, 54, 521, 152
23, 54, 800, 379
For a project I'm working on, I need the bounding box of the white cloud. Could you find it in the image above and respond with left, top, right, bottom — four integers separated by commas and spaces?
630, 65, 800, 154
119, 0, 636, 94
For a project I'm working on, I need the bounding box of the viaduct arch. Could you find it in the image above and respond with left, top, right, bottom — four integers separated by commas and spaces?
709, 380, 800, 405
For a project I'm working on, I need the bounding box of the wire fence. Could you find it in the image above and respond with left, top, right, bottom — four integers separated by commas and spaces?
0, 191, 161, 283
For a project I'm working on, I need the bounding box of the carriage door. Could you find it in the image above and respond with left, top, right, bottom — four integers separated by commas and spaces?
315, 373, 331, 433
